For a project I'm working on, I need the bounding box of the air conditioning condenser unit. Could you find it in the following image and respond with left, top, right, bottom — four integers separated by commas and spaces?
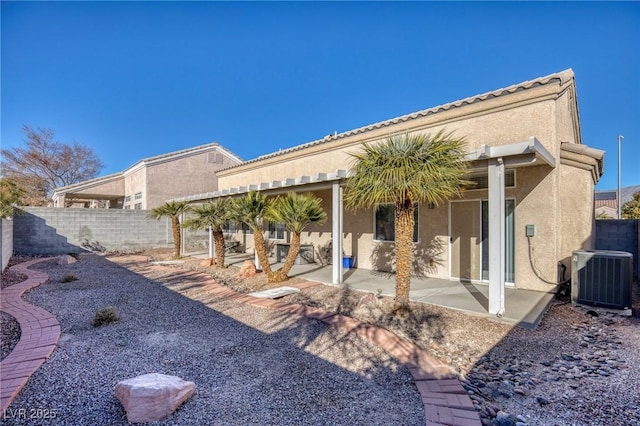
571, 250, 633, 314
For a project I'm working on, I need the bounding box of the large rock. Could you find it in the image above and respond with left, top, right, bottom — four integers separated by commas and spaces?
238, 260, 258, 278
115, 373, 195, 423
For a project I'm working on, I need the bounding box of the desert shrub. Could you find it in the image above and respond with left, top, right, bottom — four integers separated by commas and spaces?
93, 306, 119, 327
61, 274, 78, 283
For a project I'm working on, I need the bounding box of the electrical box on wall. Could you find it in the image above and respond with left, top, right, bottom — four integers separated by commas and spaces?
526, 224, 536, 237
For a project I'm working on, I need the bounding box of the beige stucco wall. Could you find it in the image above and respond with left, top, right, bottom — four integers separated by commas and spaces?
123, 167, 147, 209
558, 163, 596, 270
71, 177, 125, 198
218, 84, 560, 190
595, 206, 616, 219
215, 76, 597, 293
121, 148, 240, 210
146, 152, 220, 209
225, 161, 593, 293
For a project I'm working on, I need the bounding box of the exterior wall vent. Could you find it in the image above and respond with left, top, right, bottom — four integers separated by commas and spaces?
571, 250, 633, 311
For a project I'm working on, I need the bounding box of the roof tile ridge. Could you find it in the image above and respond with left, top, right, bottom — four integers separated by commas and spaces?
226, 69, 575, 170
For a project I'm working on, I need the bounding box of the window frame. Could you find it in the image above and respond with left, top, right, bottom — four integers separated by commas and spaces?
268, 222, 285, 240
222, 220, 237, 234
373, 203, 419, 243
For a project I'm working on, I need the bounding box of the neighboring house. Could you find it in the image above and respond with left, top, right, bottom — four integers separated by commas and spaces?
174, 69, 604, 315
595, 190, 618, 219
52, 143, 242, 210
595, 185, 640, 219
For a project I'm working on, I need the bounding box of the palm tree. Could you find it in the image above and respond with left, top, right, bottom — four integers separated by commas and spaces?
267, 192, 327, 282
149, 201, 191, 259
182, 199, 231, 267
229, 191, 275, 280
344, 131, 468, 310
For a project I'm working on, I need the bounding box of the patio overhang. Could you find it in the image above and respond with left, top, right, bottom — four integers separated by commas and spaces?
463, 137, 558, 316
172, 169, 350, 204
465, 137, 557, 172
176, 136, 559, 314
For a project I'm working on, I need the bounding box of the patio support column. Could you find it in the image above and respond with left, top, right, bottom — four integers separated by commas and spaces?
209, 227, 214, 259
488, 158, 506, 316
180, 212, 186, 257
332, 182, 343, 284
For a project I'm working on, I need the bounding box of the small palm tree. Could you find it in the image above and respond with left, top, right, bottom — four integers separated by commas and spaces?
182, 199, 231, 267
345, 131, 468, 310
267, 192, 327, 282
149, 201, 191, 259
229, 191, 275, 280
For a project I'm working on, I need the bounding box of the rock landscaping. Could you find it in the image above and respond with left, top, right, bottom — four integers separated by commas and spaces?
158, 251, 640, 426
1, 250, 638, 425
2, 254, 424, 425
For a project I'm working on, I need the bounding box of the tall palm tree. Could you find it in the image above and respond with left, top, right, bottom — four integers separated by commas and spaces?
267, 192, 327, 282
344, 131, 468, 310
149, 200, 191, 259
182, 199, 231, 267
229, 191, 276, 280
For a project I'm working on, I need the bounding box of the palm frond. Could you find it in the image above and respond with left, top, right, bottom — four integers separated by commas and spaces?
267, 192, 327, 234
345, 131, 469, 210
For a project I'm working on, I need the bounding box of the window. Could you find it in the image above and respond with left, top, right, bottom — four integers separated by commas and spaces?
134, 203, 142, 210
123, 205, 131, 210
124, 195, 131, 202
134, 192, 143, 200
223, 220, 237, 234
268, 222, 285, 240
467, 170, 515, 190
374, 204, 418, 242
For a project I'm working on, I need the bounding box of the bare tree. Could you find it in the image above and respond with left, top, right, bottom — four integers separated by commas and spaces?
1, 125, 104, 205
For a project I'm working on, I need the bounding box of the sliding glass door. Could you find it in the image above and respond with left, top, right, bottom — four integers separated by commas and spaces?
481, 199, 515, 283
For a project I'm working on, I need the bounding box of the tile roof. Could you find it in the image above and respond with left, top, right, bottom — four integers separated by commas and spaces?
54, 142, 242, 193
225, 69, 575, 171
128, 142, 242, 169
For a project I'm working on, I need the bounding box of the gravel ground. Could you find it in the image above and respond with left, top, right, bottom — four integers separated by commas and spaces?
4, 254, 423, 425
3, 251, 639, 425
157, 251, 640, 426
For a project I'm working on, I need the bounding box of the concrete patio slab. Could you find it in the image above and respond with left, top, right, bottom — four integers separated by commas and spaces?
198, 251, 555, 329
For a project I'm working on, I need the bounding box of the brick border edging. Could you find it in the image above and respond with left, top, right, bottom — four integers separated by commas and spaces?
119, 256, 481, 426
0, 258, 60, 412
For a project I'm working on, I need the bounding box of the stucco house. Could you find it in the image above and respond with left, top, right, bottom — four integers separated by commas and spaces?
175, 69, 604, 315
595, 190, 618, 219
52, 143, 242, 210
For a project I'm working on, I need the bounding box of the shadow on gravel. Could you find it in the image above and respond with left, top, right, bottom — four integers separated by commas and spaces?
282, 286, 447, 347
6, 254, 425, 426
462, 280, 640, 426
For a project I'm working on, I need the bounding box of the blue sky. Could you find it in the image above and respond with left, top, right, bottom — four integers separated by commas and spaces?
2, 1, 639, 190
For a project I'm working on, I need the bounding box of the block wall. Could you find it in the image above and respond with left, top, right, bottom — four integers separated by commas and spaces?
1, 218, 13, 271
13, 207, 171, 255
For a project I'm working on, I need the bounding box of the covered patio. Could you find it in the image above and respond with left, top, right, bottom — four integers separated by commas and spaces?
190, 251, 556, 329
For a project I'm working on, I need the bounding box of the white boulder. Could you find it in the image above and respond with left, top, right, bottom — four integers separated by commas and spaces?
115, 373, 195, 423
